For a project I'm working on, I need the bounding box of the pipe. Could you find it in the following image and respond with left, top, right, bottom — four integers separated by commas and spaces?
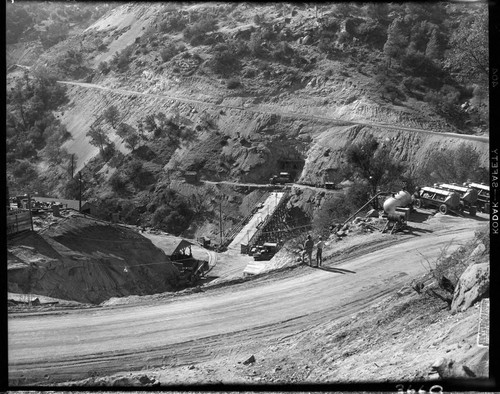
341, 191, 387, 227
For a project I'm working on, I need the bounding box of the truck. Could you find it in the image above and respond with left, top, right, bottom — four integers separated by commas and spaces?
413, 186, 461, 215
269, 172, 292, 185
465, 182, 490, 213
253, 242, 279, 261
436, 183, 478, 216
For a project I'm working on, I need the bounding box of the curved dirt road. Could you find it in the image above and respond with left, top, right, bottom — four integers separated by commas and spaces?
8, 215, 484, 385
58, 81, 488, 143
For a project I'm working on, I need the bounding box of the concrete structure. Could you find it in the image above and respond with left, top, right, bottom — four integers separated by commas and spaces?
227, 192, 285, 251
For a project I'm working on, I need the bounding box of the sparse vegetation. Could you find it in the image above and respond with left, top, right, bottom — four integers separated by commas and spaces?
419, 143, 489, 185
343, 135, 407, 195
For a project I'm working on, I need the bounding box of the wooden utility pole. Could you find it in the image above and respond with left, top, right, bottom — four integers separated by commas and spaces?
27, 193, 33, 231
79, 172, 82, 212
219, 198, 223, 248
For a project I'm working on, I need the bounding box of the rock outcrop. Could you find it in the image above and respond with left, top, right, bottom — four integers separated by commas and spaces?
451, 262, 489, 313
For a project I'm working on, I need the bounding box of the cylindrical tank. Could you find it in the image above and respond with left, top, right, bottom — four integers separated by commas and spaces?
444, 191, 461, 208
462, 188, 478, 204
383, 190, 412, 213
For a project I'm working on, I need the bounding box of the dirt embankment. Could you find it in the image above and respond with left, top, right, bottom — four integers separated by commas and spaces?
8, 211, 180, 304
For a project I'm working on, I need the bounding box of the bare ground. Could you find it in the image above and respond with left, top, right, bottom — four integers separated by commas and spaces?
8, 210, 489, 386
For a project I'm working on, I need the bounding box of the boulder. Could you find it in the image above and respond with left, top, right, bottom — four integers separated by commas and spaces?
451, 263, 489, 313
469, 242, 486, 260
243, 355, 256, 365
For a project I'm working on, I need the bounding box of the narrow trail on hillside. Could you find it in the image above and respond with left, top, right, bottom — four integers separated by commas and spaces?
58, 81, 488, 143
8, 214, 485, 385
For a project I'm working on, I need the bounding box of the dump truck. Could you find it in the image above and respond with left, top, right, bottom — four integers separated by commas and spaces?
436, 183, 478, 216
253, 242, 278, 261
465, 182, 490, 213
269, 172, 292, 185
413, 186, 461, 214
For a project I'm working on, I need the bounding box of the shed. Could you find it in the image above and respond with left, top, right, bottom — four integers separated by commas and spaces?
166, 239, 196, 261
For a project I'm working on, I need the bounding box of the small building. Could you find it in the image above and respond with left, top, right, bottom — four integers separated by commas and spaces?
167, 239, 195, 261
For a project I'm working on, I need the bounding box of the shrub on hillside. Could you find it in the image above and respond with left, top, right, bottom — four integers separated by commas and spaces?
98, 61, 111, 74
210, 47, 241, 75
271, 41, 294, 63
160, 43, 180, 62
182, 16, 218, 41
355, 20, 386, 50
109, 172, 128, 195
226, 78, 241, 89
419, 142, 488, 185
111, 45, 134, 72
159, 13, 186, 33
150, 190, 195, 235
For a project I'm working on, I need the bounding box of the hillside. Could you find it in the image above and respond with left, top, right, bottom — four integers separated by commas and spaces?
6, 2, 489, 239
8, 210, 180, 304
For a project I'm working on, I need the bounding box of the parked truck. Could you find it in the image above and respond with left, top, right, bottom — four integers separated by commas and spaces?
269, 172, 292, 185
465, 182, 490, 213
253, 242, 279, 261
413, 186, 461, 214
436, 183, 478, 216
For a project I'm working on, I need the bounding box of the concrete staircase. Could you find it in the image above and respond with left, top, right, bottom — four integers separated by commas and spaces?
227, 191, 286, 252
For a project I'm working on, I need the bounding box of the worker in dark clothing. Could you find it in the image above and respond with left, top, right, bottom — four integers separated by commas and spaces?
303, 234, 314, 266
315, 236, 324, 267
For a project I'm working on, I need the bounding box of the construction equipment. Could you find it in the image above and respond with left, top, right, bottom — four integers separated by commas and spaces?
253, 242, 278, 261
382, 190, 413, 213
436, 183, 478, 216
382, 211, 409, 234
269, 172, 292, 185
465, 182, 490, 213
173, 259, 209, 286
413, 186, 461, 214
381, 190, 412, 233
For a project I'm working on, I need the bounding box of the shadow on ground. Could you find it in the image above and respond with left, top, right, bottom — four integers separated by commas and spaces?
316, 266, 356, 274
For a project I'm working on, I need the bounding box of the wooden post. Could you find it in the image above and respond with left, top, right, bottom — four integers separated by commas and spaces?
27, 193, 33, 231
219, 198, 222, 247
79, 172, 82, 212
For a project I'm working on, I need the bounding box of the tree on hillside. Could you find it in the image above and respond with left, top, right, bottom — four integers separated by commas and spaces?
43, 124, 72, 164
103, 105, 120, 129
420, 143, 488, 184
124, 132, 140, 152
86, 125, 110, 156
446, 6, 488, 85
116, 122, 135, 139
383, 17, 408, 67
344, 135, 406, 195
425, 28, 442, 60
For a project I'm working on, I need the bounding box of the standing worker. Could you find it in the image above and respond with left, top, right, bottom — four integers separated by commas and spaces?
315, 236, 324, 267
304, 234, 314, 266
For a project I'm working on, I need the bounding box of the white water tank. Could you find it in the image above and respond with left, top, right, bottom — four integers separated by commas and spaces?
383, 190, 412, 213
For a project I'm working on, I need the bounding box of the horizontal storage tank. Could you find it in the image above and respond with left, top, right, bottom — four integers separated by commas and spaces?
383, 190, 412, 214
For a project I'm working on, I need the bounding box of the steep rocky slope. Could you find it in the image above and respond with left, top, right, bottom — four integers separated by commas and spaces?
8, 2, 489, 236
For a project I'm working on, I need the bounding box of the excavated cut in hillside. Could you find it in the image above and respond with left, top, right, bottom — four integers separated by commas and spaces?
7, 212, 180, 304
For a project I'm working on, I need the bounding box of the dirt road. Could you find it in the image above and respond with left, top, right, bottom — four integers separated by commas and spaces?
8, 215, 484, 385
58, 81, 489, 143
